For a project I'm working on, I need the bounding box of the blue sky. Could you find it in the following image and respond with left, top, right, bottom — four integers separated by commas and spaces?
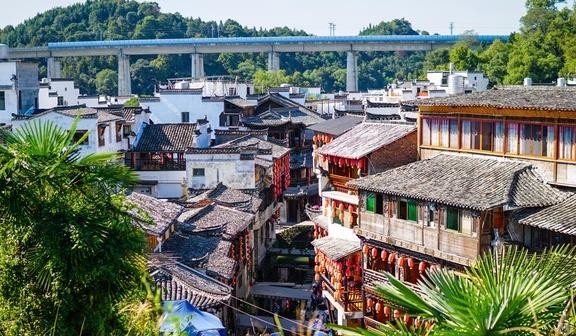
1, 0, 527, 36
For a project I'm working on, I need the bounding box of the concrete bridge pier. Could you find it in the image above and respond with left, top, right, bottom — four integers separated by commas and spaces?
346, 51, 358, 92
117, 51, 131, 96
47, 57, 62, 79
267, 52, 280, 71
191, 53, 205, 79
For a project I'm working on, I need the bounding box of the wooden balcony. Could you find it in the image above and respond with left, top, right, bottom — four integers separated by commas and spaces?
364, 268, 423, 297
329, 174, 353, 192
320, 274, 363, 312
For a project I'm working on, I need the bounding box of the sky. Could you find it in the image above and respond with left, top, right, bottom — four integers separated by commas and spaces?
0, 0, 527, 36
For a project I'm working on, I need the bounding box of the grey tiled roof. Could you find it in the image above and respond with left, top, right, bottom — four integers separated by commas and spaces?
307, 115, 364, 137
516, 195, 576, 236
180, 204, 254, 238
319, 122, 416, 159
151, 262, 231, 309
160, 231, 237, 280
411, 86, 576, 111
133, 123, 197, 152
311, 236, 361, 261
245, 93, 323, 127
214, 135, 290, 159
190, 183, 262, 214
348, 154, 566, 211
126, 192, 183, 236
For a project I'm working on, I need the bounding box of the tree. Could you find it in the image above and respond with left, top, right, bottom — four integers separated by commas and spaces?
253, 69, 291, 93
0, 120, 152, 335
424, 49, 450, 71
449, 42, 479, 71
335, 245, 576, 335
479, 39, 509, 85
95, 68, 118, 96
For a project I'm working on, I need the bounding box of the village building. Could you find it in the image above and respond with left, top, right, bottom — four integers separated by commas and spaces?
243, 93, 324, 224
38, 78, 80, 109
12, 105, 132, 156
308, 120, 418, 326
347, 86, 576, 329
125, 120, 212, 198
0, 60, 39, 123
126, 193, 234, 319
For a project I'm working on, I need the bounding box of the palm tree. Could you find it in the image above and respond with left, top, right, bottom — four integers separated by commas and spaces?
0, 120, 150, 335
334, 245, 576, 336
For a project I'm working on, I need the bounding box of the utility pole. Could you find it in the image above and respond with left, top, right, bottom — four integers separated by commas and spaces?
449, 22, 454, 35
329, 22, 336, 36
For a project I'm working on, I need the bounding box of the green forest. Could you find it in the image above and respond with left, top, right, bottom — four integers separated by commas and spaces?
0, 0, 575, 95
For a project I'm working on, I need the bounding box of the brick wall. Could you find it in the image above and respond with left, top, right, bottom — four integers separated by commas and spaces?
367, 131, 418, 174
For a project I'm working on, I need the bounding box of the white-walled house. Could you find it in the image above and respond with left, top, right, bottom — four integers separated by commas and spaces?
140, 89, 224, 136
125, 120, 212, 199
11, 105, 129, 157
38, 78, 80, 109
185, 146, 257, 190
0, 60, 39, 124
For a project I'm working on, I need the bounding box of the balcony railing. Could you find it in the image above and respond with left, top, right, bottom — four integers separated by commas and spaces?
320, 274, 363, 312
364, 316, 388, 332
329, 174, 353, 192
364, 268, 423, 296
125, 158, 186, 171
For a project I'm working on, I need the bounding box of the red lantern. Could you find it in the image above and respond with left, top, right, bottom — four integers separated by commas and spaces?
380, 249, 388, 261
338, 203, 345, 211
404, 314, 412, 325
371, 247, 378, 258
314, 266, 320, 273
314, 274, 321, 282
357, 159, 364, 170
388, 253, 397, 264
366, 298, 373, 308
345, 269, 352, 278
346, 258, 353, 267
383, 306, 391, 316
393, 310, 401, 319
375, 302, 383, 313
419, 261, 428, 273
408, 258, 416, 270
398, 256, 407, 267
348, 204, 354, 213
313, 135, 317, 143
362, 245, 369, 255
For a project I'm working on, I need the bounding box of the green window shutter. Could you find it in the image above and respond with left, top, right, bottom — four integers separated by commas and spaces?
407, 201, 418, 221
366, 194, 376, 212
446, 208, 459, 231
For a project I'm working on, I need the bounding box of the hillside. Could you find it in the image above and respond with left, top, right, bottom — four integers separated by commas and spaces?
0, 1, 435, 94
0, 0, 572, 95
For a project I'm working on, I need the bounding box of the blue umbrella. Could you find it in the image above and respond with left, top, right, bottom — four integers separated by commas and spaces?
160, 300, 226, 336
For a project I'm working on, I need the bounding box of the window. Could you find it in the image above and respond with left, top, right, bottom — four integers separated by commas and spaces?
559, 125, 576, 160
481, 121, 494, 151
398, 200, 417, 221
445, 208, 476, 234
57, 96, 64, 106
98, 126, 106, 147
192, 168, 205, 177
72, 130, 89, 145
181, 112, 190, 123
427, 208, 435, 227
375, 194, 384, 215
519, 124, 554, 158
507, 123, 519, 154
461, 120, 480, 150
366, 193, 376, 213
115, 122, 122, 142
446, 208, 459, 231
0, 91, 5, 110
421, 118, 458, 148
240, 153, 255, 160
